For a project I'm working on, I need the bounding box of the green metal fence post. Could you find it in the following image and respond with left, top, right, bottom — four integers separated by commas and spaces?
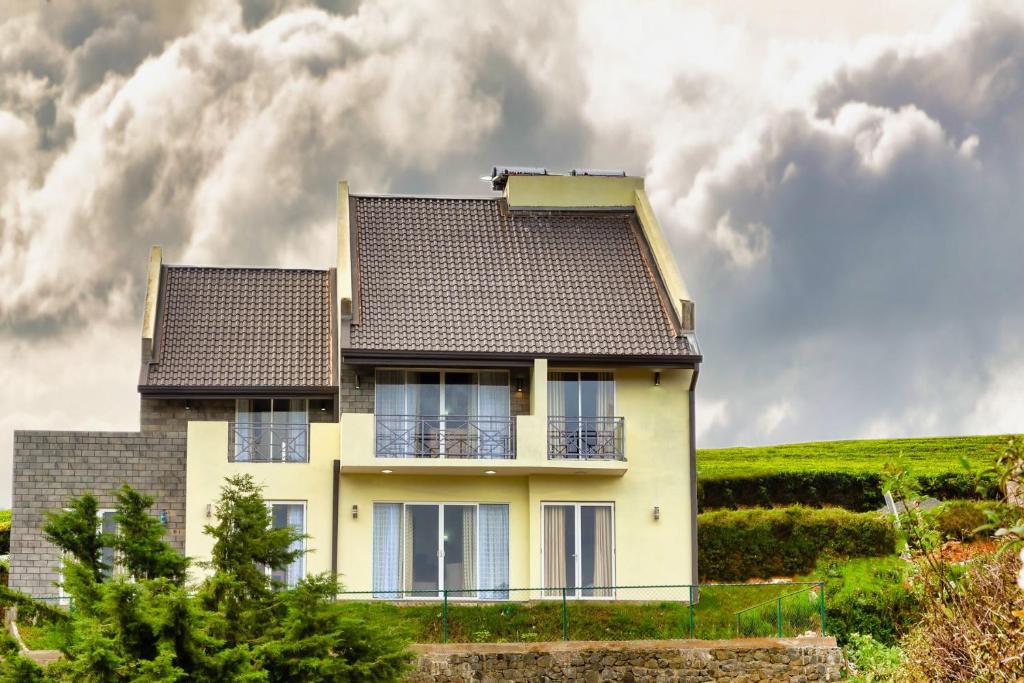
562, 587, 568, 641
688, 585, 695, 639
442, 589, 449, 644
818, 581, 826, 636
776, 597, 783, 638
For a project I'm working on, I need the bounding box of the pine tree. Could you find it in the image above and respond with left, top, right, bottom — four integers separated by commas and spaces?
112, 485, 188, 582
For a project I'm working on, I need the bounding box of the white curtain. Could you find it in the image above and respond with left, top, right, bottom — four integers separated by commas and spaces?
285, 504, 305, 587
478, 372, 510, 458
590, 506, 613, 597
375, 371, 407, 457
543, 506, 568, 596
372, 503, 401, 598
477, 504, 509, 599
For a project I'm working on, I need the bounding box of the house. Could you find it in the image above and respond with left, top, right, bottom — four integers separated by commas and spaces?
10, 168, 702, 601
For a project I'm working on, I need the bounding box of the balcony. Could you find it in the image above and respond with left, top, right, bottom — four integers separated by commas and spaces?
228, 422, 309, 463
375, 415, 515, 459
548, 417, 625, 461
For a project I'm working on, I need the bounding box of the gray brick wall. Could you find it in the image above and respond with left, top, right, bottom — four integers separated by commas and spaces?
339, 366, 373, 413
141, 398, 235, 432
10, 429, 187, 598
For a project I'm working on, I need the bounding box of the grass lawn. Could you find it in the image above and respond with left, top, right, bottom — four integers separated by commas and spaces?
697, 434, 1005, 479
332, 582, 825, 643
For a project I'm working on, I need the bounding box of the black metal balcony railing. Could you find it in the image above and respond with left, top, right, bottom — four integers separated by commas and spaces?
375, 415, 515, 459
229, 422, 309, 463
547, 417, 625, 460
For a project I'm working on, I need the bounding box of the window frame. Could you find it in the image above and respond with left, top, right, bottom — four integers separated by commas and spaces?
264, 500, 307, 589
540, 501, 616, 600
233, 399, 310, 463
56, 507, 120, 607
546, 369, 617, 419
372, 500, 511, 601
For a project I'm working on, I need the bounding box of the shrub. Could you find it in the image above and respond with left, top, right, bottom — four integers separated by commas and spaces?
818, 557, 921, 647
844, 632, 904, 681
0, 512, 10, 555
698, 506, 896, 581
698, 472, 999, 512
928, 499, 1017, 542
899, 550, 1024, 681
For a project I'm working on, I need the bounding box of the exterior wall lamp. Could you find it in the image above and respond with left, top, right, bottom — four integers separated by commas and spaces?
653, 371, 661, 387
351, 504, 359, 519
515, 376, 524, 393
354, 373, 361, 391
653, 506, 660, 521
185, 399, 192, 411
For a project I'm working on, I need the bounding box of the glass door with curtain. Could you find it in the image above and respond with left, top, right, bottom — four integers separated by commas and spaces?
548, 372, 615, 458
404, 504, 440, 595
409, 372, 441, 457
543, 503, 614, 598
373, 502, 509, 600
375, 370, 510, 458
442, 373, 477, 457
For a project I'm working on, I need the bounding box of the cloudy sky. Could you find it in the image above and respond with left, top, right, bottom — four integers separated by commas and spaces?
2, 0, 1023, 507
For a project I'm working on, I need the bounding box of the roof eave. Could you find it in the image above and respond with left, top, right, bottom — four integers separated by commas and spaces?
340, 348, 702, 368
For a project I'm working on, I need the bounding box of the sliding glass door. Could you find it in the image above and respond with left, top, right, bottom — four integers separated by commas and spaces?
543, 503, 614, 598
375, 370, 511, 458
373, 502, 509, 599
548, 372, 619, 458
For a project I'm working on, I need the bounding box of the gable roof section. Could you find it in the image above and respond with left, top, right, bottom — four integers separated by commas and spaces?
140, 266, 335, 393
345, 196, 697, 361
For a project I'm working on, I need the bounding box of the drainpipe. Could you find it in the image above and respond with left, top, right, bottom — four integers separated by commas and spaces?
689, 367, 700, 602
331, 459, 340, 579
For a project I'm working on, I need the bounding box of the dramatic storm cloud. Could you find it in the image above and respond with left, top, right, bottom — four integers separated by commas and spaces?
1, 0, 1022, 506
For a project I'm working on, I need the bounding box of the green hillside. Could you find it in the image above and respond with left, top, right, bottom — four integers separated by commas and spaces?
697, 434, 1007, 479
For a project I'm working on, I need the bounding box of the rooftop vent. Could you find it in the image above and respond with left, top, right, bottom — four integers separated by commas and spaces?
489, 165, 548, 191
570, 168, 626, 177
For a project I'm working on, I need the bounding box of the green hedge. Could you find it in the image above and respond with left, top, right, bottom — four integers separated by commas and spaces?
698, 506, 896, 582
697, 472, 998, 512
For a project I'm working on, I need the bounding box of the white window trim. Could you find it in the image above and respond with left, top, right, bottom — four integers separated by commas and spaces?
375, 500, 511, 601
540, 501, 616, 600
264, 500, 307, 588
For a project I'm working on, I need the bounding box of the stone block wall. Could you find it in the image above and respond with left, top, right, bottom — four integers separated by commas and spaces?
407, 638, 843, 682
10, 429, 187, 598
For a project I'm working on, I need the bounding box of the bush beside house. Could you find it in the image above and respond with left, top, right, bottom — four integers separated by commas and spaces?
698, 506, 896, 581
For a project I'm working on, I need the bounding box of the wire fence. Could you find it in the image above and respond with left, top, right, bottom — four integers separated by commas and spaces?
330, 582, 826, 644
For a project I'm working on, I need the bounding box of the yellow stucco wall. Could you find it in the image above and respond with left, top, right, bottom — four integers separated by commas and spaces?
184, 421, 339, 580
333, 366, 694, 597
504, 175, 644, 208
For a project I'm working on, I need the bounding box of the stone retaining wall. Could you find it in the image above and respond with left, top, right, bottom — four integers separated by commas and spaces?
407, 638, 843, 682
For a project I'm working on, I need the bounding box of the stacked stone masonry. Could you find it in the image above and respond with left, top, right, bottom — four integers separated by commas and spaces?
406, 639, 843, 683
11, 428, 188, 598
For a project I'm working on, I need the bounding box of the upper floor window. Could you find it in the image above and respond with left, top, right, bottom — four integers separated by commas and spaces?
375, 370, 512, 458
548, 372, 623, 459
232, 399, 309, 463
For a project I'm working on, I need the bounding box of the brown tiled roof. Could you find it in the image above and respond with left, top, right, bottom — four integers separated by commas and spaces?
141, 266, 334, 390
347, 196, 695, 358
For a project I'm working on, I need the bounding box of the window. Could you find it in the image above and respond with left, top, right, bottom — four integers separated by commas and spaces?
542, 503, 614, 598
375, 370, 511, 458
58, 508, 119, 606
267, 502, 305, 588
548, 372, 621, 458
234, 399, 309, 462
372, 502, 509, 599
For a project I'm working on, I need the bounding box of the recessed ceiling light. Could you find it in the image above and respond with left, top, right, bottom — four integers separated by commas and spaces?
381, 469, 393, 474
485, 470, 496, 475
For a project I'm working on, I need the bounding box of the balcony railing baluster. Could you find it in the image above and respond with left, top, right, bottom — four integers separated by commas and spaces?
375, 415, 515, 459
229, 423, 309, 463
547, 417, 625, 460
